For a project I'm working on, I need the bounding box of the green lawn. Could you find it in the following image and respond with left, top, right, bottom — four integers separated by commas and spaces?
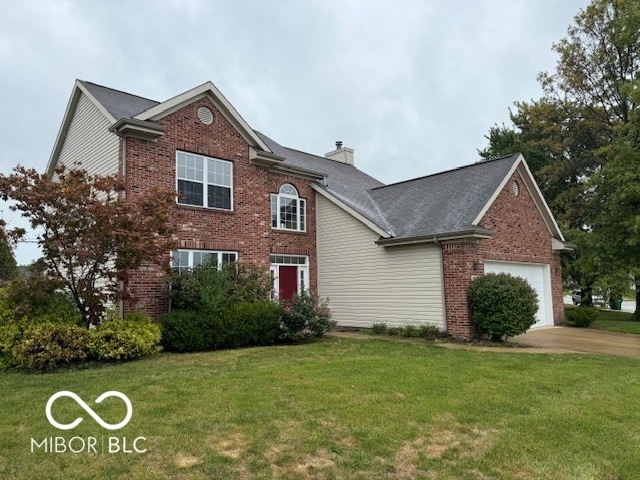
2, 338, 640, 479
565, 304, 640, 334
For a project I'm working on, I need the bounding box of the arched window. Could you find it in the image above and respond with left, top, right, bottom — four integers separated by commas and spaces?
271, 183, 306, 231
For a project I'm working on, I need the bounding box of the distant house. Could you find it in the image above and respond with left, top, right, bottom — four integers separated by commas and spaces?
47, 80, 570, 338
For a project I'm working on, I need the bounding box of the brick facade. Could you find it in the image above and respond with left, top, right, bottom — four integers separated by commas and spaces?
442, 170, 564, 338
121, 97, 317, 318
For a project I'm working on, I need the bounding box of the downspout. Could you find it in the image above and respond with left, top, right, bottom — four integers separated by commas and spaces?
119, 137, 127, 318
433, 236, 448, 332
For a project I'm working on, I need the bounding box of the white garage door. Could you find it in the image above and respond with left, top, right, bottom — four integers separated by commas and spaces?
484, 261, 553, 329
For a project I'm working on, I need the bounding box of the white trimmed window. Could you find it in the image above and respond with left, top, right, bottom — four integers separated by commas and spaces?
171, 249, 237, 274
176, 151, 233, 210
271, 184, 306, 231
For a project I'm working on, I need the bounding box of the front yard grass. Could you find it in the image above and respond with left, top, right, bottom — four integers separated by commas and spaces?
565, 304, 640, 334
2, 338, 639, 479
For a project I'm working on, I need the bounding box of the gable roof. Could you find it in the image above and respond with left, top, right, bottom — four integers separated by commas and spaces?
370, 154, 520, 240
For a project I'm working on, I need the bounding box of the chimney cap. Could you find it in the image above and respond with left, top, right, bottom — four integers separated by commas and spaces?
335, 140, 343, 149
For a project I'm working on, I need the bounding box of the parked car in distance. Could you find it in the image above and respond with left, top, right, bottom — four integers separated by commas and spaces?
571, 289, 605, 307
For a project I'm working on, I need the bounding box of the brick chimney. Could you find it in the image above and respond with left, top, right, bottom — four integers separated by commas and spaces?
324, 141, 354, 165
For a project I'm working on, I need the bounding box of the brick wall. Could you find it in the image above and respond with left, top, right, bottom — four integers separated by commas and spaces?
122, 97, 317, 318
442, 169, 564, 338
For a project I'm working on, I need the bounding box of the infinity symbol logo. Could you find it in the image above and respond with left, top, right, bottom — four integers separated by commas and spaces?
45, 391, 133, 431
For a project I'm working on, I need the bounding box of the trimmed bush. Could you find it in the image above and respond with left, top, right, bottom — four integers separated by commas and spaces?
12, 323, 91, 370
566, 307, 598, 328
280, 291, 335, 342
90, 311, 161, 361
159, 310, 214, 353
221, 301, 283, 348
468, 273, 539, 340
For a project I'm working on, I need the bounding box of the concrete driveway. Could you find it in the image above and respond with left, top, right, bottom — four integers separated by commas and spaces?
511, 326, 640, 358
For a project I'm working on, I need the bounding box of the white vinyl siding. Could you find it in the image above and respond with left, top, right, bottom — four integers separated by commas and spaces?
316, 195, 445, 329
57, 93, 119, 176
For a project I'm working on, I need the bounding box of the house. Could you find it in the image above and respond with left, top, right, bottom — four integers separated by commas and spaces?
47, 80, 570, 338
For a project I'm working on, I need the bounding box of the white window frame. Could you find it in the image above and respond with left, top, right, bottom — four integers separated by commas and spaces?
269, 255, 309, 300
271, 184, 306, 232
171, 249, 238, 274
176, 151, 233, 210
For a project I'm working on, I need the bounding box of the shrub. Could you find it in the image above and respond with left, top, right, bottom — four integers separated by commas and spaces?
387, 327, 403, 336
566, 307, 598, 328
468, 273, 539, 341
371, 322, 388, 334
417, 325, 448, 340
220, 301, 283, 348
90, 311, 161, 361
280, 291, 335, 342
159, 310, 214, 353
11, 323, 91, 370
168, 261, 270, 313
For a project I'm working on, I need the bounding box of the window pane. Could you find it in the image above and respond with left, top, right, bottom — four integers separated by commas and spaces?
177, 180, 203, 206
208, 185, 231, 210
222, 253, 237, 264
280, 197, 297, 229
271, 194, 278, 228
280, 184, 298, 196
300, 199, 306, 231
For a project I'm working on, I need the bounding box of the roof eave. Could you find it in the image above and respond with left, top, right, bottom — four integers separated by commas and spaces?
109, 118, 165, 141
376, 228, 495, 247
552, 238, 575, 252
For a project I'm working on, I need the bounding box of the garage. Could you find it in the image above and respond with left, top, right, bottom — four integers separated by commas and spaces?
484, 261, 553, 329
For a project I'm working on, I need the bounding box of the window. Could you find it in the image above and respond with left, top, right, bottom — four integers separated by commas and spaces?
176, 151, 232, 210
171, 249, 237, 274
271, 184, 306, 231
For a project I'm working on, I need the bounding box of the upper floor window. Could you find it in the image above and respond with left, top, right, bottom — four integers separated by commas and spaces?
271, 184, 306, 231
176, 151, 232, 210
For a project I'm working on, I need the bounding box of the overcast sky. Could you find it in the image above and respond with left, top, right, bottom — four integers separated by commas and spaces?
1, 0, 590, 264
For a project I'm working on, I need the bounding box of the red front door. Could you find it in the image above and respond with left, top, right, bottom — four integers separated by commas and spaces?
279, 266, 298, 301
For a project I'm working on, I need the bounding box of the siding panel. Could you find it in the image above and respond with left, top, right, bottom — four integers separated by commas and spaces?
57, 93, 119, 176
316, 195, 445, 329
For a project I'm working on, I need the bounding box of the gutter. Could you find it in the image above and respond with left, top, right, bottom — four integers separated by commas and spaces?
376, 228, 494, 247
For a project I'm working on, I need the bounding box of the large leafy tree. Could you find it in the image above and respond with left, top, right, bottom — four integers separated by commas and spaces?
0, 166, 176, 326
480, 0, 640, 312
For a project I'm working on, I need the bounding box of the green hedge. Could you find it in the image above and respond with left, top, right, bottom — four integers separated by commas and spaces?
160, 301, 283, 352
11, 323, 91, 370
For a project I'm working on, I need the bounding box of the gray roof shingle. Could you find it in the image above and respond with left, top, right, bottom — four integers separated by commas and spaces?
369, 155, 519, 239
79, 80, 159, 120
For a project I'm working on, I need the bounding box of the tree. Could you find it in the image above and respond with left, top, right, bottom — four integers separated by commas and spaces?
0, 165, 176, 326
479, 0, 640, 313
0, 220, 17, 281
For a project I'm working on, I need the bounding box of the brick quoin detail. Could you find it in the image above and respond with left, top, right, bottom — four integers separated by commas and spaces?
442, 170, 564, 339
121, 97, 317, 319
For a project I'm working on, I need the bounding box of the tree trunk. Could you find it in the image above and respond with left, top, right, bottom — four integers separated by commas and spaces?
632, 283, 640, 322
